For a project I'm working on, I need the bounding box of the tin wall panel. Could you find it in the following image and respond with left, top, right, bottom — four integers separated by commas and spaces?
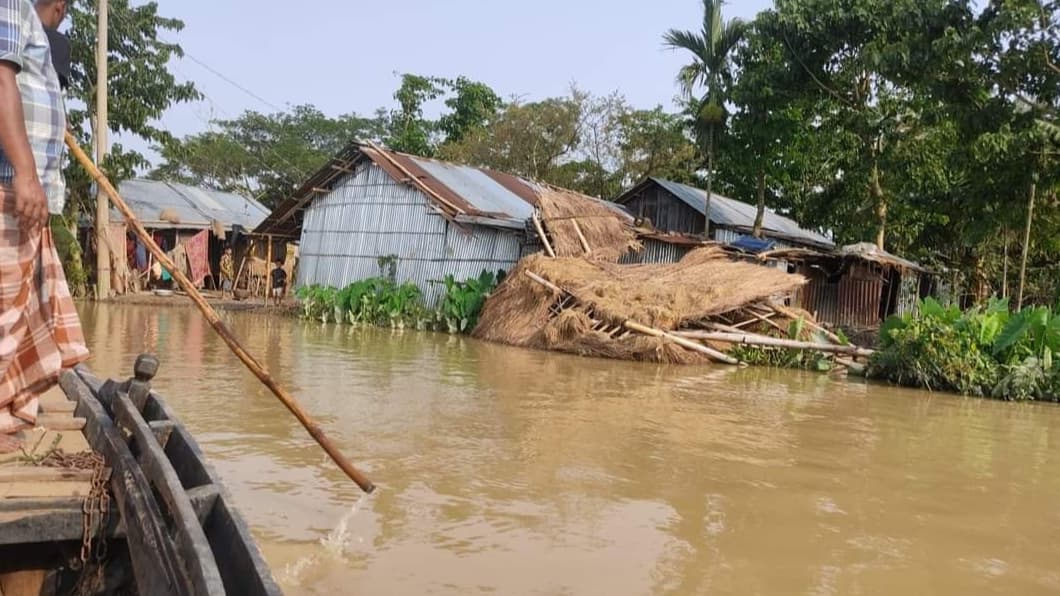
619, 238, 691, 264
297, 163, 523, 306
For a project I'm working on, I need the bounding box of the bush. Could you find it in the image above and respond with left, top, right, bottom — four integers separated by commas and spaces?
869, 297, 1060, 401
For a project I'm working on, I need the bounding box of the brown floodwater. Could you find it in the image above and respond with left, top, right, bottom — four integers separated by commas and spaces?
76, 303, 1060, 595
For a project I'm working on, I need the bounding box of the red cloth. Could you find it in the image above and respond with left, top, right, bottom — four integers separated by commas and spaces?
185, 230, 210, 287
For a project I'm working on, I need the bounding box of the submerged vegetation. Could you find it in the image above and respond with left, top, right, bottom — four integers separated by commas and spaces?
295, 258, 504, 334
870, 298, 1060, 402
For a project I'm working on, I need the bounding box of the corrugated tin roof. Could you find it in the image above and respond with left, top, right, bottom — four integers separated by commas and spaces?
114, 179, 270, 231
255, 142, 612, 237
640, 178, 835, 249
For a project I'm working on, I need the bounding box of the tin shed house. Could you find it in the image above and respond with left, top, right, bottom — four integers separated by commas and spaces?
255, 143, 610, 305
614, 178, 835, 251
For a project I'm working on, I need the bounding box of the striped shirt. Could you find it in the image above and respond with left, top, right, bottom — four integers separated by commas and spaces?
0, 0, 66, 215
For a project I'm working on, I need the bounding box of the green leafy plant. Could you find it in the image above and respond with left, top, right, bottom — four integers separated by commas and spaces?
870, 297, 1060, 401
436, 269, 504, 333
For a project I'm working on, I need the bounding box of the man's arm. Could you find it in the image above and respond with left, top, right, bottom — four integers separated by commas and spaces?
0, 2, 48, 227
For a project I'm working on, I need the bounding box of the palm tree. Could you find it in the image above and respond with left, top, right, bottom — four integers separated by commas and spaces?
664, 0, 746, 236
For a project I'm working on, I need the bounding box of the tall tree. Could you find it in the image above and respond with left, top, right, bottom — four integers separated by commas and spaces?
64, 0, 199, 215
664, 0, 746, 235
617, 107, 700, 186
439, 93, 584, 182
759, 0, 958, 249
153, 105, 386, 207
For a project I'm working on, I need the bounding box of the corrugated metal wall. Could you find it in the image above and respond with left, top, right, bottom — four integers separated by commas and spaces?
620, 238, 692, 264
895, 273, 921, 317
297, 163, 523, 305
794, 262, 885, 329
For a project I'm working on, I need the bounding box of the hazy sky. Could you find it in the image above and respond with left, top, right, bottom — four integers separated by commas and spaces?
134, 0, 772, 159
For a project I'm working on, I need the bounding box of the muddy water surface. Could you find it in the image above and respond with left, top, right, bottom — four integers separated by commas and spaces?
78, 303, 1060, 595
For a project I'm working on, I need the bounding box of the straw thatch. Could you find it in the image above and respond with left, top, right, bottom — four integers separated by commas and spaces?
538, 189, 641, 262
473, 247, 808, 363
159, 208, 181, 224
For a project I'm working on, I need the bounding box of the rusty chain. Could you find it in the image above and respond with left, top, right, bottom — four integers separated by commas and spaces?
39, 450, 111, 594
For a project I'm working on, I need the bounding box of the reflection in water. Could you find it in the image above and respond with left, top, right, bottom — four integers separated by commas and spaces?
78, 304, 1060, 595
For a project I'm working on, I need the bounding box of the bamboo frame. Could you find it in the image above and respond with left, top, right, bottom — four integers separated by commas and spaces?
522, 271, 740, 365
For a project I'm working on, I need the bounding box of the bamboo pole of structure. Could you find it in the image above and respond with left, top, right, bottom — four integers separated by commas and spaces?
673, 330, 875, 358
571, 220, 591, 256
363, 140, 466, 216
532, 214, 556, 257
65, 133, 375, 494
768, 302, 846, 345
623, 321, 741, 365
265, 236, 272, 306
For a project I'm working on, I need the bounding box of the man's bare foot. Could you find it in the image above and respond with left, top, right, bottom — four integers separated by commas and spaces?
0, 433, 22, 454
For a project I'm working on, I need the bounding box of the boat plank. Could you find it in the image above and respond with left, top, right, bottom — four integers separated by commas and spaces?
111, 391, 226, 596
0, 498, 123, 545
0, 467, 94, 483
60, 369, 189, 596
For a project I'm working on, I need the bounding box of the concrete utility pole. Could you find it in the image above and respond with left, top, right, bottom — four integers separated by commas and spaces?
94, 0, 111, 299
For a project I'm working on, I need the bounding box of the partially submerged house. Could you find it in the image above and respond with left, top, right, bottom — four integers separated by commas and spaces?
763, 243, 936, 330
255, 142, 633, 305
614, 177, 835, 252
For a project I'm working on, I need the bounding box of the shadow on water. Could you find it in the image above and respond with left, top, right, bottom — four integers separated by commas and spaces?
77, 303, 1060, 595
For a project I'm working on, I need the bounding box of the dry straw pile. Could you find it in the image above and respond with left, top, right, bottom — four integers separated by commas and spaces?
537, 189, 641, 262
473, 247, 807, 363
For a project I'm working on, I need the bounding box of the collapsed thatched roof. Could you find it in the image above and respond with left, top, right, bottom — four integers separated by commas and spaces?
538, 189, 640, 262
473, 247, 807, 362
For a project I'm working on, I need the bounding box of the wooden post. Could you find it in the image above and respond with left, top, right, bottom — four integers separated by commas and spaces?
265, 236, 272, 306
94, 0, 111, 300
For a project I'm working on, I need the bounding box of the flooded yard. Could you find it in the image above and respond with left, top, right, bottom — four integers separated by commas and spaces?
78, 303, 1060, 595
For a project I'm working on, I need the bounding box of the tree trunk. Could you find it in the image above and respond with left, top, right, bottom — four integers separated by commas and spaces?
704, 125, 714, 238
753, 167, 766, 238
1002, 228, 1009, 300
871, 160, 886, 249
1017, 173, 1038, 310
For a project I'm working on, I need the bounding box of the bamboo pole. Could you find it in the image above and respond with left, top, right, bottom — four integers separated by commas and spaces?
768, 302, 846, 345
744, 307, 788, 334
623, 321, 740, 365
571, 219, 591, 256
265, 236, 272, 306
65, 132, 375, 494
532, 214, 556, 258
673, 330, 874, 358
363, 140, 466, 216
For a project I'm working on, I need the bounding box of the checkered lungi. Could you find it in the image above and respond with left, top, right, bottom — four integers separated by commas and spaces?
0, 188, 90, 434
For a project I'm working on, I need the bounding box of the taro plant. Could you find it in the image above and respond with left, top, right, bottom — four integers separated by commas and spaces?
870, 297, 1060, 401
436, 269, 505, 334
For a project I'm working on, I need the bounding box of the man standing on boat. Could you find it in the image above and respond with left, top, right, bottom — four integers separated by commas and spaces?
0, 0, 89, 453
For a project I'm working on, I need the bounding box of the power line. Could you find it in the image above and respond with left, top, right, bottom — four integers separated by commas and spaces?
180, 51, 288, 114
